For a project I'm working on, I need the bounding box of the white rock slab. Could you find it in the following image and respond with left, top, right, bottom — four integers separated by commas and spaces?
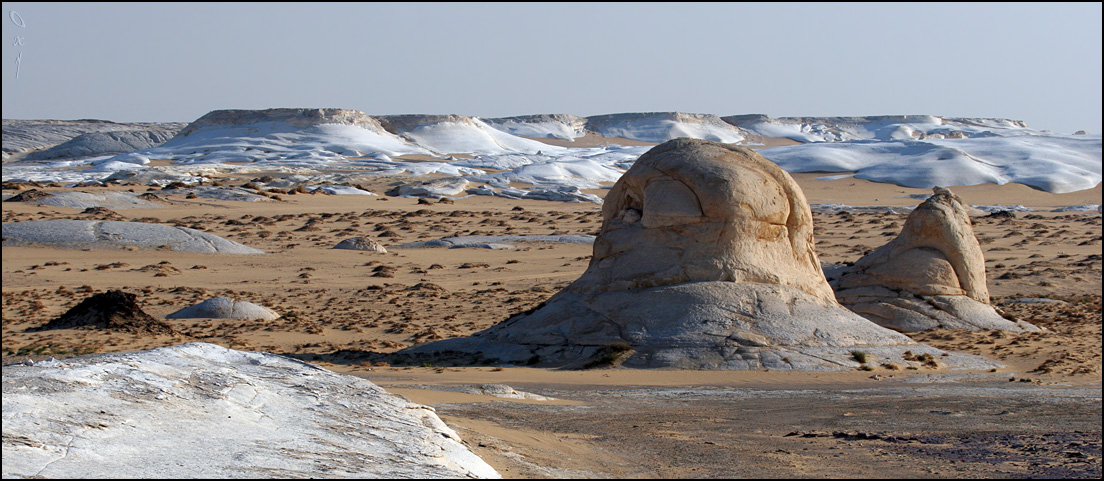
1, 220, 264, 254
1, 343, 500, 479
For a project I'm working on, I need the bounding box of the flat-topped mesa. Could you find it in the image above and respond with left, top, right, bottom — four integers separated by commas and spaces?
401, 139, 994, 371
583, 112, 747, 143
375, 114, 479, 135
482, 114, 589, 140
833, 187, 1039, 332
485, 113, 587, 125
175, 108, 389, 137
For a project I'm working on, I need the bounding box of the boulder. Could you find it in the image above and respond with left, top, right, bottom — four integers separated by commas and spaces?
166, 297, 280, 320
401, 139, 993, 371
833, 188, 1038, 332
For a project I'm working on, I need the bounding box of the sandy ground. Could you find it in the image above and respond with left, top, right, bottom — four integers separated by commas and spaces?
2, 160, 1101, 478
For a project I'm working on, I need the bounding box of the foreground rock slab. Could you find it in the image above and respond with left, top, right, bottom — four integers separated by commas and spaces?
1, 343, 499, 479
403, 139, 994, 370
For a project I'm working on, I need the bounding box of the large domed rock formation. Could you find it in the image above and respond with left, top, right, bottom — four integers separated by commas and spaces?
832, 188, 1038, 332
402, 139, 992, 370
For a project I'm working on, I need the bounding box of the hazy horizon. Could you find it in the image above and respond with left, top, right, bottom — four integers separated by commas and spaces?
2, 2, 1101, 134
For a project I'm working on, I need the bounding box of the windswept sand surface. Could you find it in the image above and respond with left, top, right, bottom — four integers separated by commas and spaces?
3, 173, 1101, 478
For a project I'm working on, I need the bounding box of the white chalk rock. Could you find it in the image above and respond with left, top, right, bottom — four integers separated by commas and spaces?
1, 343, 500, 478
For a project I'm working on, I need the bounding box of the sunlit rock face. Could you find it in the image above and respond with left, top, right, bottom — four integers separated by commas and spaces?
833, 188, 1039, 333
1, 343, 501, 479
575, 138, 834, 302
402, 140, 995, 371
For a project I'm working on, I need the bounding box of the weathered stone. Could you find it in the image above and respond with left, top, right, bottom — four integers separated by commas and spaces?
833, 188, 1039, 332
1, 343, 499, 478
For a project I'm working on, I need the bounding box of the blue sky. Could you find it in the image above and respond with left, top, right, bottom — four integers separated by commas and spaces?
2, 2, 1101, 134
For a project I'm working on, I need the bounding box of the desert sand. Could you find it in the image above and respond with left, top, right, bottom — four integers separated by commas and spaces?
2, 155, 1101, 477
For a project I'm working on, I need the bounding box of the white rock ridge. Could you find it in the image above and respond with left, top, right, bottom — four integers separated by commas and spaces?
402, 139, 996, 371
1, 220, 264, 254
1, 343, 500, 479
833, 188, 1039, 332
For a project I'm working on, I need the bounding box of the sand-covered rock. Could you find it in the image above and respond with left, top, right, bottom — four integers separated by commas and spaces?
833, 188, 1039, 332
0, 343, 499, 478
1, 220, 265, 254
403, 139, 992, 371
166, 297, 280, 320
29, 290, 173, 335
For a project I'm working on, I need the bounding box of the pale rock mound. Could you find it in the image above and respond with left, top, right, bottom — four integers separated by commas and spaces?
1, 343, 499, 478
166, 297, 280, 320
403, 139, 992, 370
833, 188, 1039, 332
334, 237, 388, 252
25, 129, 177, 160
30, 290, 173, 335
1, 220, 264, 254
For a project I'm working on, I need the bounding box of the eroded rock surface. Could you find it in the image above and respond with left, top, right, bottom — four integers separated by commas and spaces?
833, 188, 1038, 332
1, 343, 499, 478
403, 139, 992, 371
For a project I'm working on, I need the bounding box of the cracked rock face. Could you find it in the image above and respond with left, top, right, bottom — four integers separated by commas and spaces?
0, 343, 499, 478
833, 188, 1039, 332
403, 140, 993, 371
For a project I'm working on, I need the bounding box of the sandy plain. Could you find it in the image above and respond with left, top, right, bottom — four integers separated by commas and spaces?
2, 143, 1102, 478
